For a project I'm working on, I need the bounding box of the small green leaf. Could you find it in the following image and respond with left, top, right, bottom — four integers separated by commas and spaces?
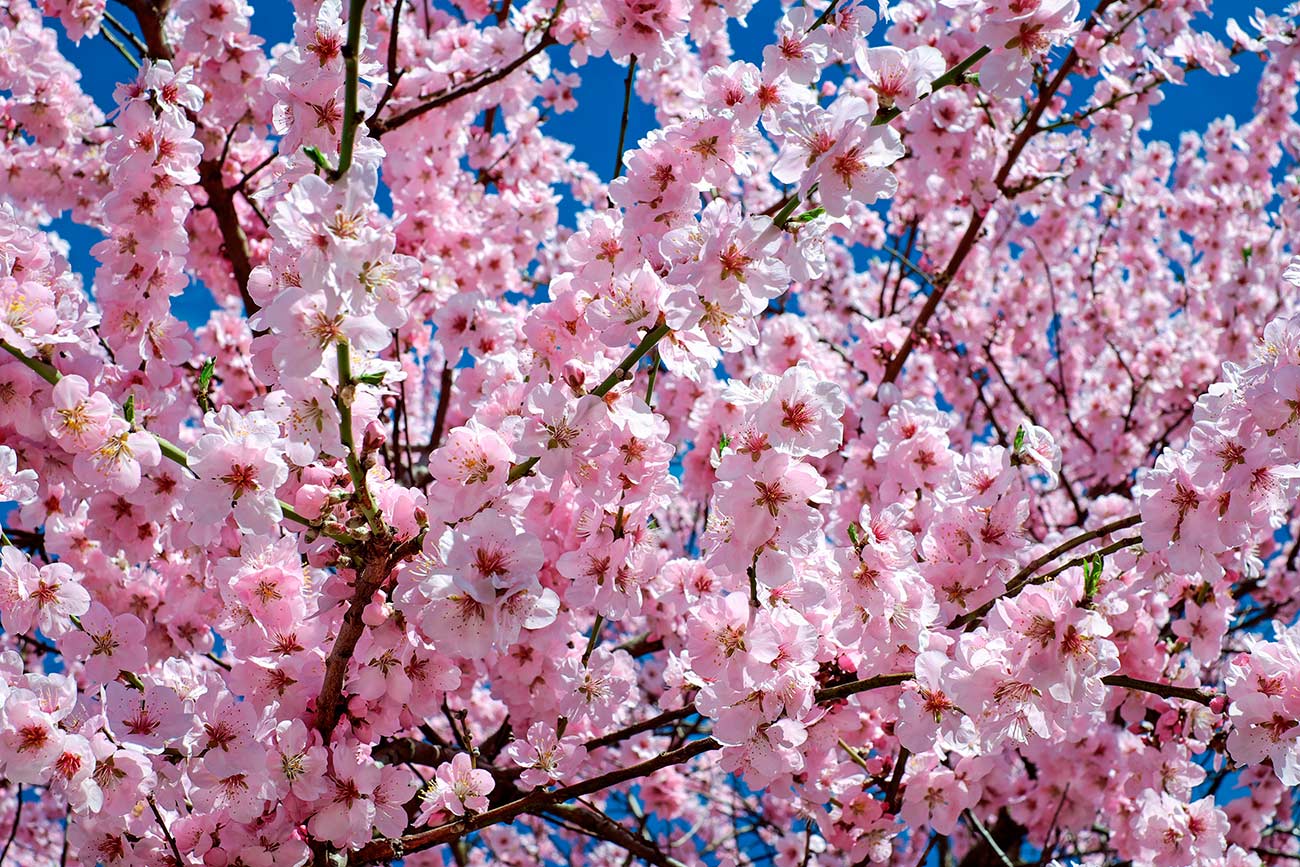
356, 371, 387, 386
303, 145, 332, 173
717, 432, 731, 454
197, 357, 216, 414
1084, 552, 1103, 599
1013, 424, 1026, 452
794, 207, 826, 223
847, 522, 862, 547
123, 394, 135, 425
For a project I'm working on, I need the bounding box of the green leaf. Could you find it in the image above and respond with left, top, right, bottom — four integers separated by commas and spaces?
1084, 552, 1103, 599
847, 522, 862, 547
793, 207, 826, 223
1013, 424, 1026, 452
197, 357, 216, 414
303, 145, 333, 173
717, 432, 731, 454
123, 394, 135, 425
356, 371, 387, 386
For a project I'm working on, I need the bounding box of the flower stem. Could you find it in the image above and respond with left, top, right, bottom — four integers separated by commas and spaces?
330, 0, 368, 181
335, 339, 385, 534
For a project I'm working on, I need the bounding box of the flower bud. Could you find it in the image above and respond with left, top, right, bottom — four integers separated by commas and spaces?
562, 361, 586, 394
363, 420, 388, 454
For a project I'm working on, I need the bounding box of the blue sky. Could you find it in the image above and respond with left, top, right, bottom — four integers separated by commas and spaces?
46, 1, 1283, 327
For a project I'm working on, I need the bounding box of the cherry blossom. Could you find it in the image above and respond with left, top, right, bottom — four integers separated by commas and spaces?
0, 0, 1298, 864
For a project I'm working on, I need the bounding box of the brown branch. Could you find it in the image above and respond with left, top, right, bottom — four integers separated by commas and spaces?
370, 0, 406, 122
813, 671, 913, 704
0, 784, 23, 867
884, 747, 909, 813
353, 737, 720, 863
120, 0, 259, 317
146, 794, 184, 867
948, 514, 1140, 630
613, 633, 664, 658
583, 706, 695, 752
881, 0, 1119, 384
612, 56, 637, 182
430, 363, 454, 452
357, 671, 914, 862
370, 4, 563, 138
1101, 674, 1216, 706
314, 534, 422, 739
539, 804, 687, 867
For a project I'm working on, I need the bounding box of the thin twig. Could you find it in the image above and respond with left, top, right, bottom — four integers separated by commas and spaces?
612, 56, 638, 182
0, 784, 23, 866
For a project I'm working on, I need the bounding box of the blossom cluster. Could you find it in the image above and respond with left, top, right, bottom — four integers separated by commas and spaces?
0, 0, 1299, 864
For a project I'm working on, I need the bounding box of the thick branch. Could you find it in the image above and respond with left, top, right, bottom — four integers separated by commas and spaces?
120, 0, 259, 316
353, 737, 720, 863
314, 543, 405, 739
358, 671, 914, 862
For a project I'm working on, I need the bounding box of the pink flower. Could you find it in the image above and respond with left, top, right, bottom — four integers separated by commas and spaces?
0, 446, 37, 503
1226, 621, 1300, 786
43, 375, 114, 452
430, 751, 494, 816
59, 602, 147, 685
72, 416, 161, 494
506, 721, 587, 789
308, 744, 382, 849
855, 45, 945, 111
426, 419, 513, 522
103, 681, 188, 751
186, 406, 289, 541
761, 7, 828, 85
410, 510, 558, 656
0, 689, 65, 784
0, 548, 91, 638
265, 717, 330, 800
709, 450, 829, 584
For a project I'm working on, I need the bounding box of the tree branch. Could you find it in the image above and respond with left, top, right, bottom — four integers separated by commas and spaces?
370, 3, 564, 138
948, 514, 1141, 629
1101, 674, 1216, 707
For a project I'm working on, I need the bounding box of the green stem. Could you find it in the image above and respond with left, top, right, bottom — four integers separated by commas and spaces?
335, 339, 385, 533
507, 321, 672, 484
154, 434, 191, 470
331, 0, 368, 181
771, 193, 805, 229
644, 349, 660, 405
872, 46, 991, 127
1, 342, 60, 386
580, 615, 604, 667
3, 339, 354, 545
592, 321, 671, 398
